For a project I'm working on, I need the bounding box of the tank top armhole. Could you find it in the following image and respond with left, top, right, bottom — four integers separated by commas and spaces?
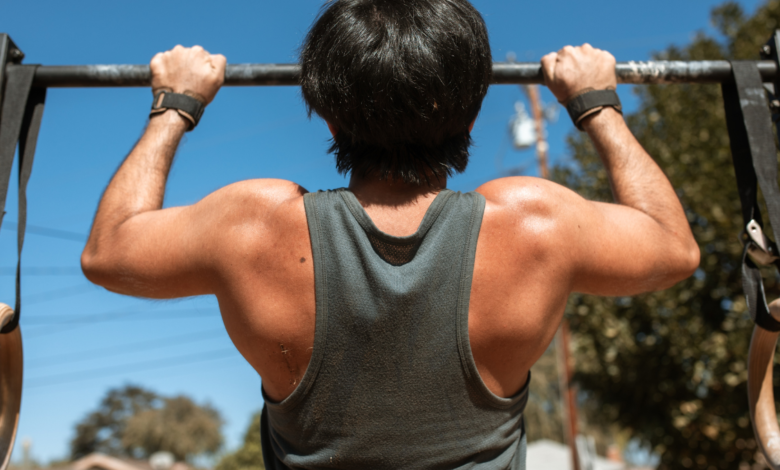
264, 192, 329, 412
455, 192, 530, 410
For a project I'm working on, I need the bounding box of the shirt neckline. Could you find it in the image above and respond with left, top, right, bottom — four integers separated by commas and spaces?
338, 188, 453, 245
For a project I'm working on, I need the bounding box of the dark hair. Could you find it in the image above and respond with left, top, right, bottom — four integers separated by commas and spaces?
300, 0, 492, 185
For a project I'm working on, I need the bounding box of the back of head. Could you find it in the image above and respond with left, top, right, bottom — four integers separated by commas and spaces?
300, 0, 492, 185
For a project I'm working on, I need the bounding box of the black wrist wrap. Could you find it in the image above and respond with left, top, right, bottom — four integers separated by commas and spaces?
566, 89, 622, 130
150, 91, 205, 131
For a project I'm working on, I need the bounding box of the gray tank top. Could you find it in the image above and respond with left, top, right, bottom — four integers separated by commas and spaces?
261, 188, 529, 469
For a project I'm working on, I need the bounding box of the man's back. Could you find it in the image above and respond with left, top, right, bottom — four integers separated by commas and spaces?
188, 152, 697, 408
175, 175, 575, 406
258, 188, 528, 468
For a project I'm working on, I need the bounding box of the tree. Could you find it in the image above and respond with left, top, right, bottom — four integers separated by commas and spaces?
70, 385, 160, 459
552, 1, 780, 468
525, 344, 565, 443
70, 385, 223, 463
215, 411, 265, 470
122, 396, 223, 461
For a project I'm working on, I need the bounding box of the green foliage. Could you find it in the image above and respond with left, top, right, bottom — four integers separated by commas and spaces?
525, 344, 566, 443
70, 384, 223, 463
551, 1, 780, 468
70, 385, 160, 459
215, 412, 265, 470
122, 396, 223, 461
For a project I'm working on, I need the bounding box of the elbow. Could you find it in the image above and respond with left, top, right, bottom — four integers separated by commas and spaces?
81, 245, 114, 288
682, 242, 701, 277
675, 235, 701, 280
657, 241, 700, 290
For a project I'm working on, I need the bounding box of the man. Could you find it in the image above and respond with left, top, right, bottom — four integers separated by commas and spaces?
81, 0, 699, 468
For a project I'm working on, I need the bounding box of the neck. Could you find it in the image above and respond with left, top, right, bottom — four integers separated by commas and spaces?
348, 174, 447, 208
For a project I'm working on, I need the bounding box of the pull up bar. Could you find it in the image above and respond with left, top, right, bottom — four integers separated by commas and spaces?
26, 60, 780, 87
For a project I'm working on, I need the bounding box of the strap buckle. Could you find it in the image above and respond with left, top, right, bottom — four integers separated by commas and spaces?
743, 219, 779, 265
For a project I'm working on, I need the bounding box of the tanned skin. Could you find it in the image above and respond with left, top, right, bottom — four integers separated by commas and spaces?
82, 44, 700, 402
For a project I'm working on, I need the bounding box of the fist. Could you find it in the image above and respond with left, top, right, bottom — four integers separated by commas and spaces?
150, 45, 226, 105
541, 44, 616, 104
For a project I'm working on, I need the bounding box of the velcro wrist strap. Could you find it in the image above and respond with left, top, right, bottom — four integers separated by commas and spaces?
150, 91, 205, 131
566, 89, 622, 131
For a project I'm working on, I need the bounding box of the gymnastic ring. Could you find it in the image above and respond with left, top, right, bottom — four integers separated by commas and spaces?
748, 299, 780, 469
0, 304, 22, 470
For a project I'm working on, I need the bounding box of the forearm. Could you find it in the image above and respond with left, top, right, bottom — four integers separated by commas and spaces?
85, 111, 187, 252
582, 108, 691, 237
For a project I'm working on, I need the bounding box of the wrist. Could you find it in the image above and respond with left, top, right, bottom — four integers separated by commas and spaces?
148, 108, 190, 132
580, 106, 624, 133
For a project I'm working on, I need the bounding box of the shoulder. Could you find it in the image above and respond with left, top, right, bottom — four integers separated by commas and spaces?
475, 177, 586, 258
195, 178, 306, 222
475, 176, 582, 221
191, 179, 311, 263
189, 179, 307, 246
203, 178, 306, 207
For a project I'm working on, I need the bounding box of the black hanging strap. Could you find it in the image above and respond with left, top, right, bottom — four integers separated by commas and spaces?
0, 64, 45, 333
722, 61, 780, 332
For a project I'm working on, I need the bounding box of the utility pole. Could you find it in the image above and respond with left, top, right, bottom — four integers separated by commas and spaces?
524, 84, 580, 470
524, 85, 549, 179
21, 438, 30, 470
557, 320, 580, 470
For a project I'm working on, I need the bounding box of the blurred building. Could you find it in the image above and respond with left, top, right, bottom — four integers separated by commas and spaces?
45, 454, 189, 470
527, 439, 653, 470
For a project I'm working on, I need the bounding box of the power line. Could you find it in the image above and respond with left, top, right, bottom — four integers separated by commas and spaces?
24, 283, 95, 305
27, 329, 226, 368
0, 281, 94, 309
24, 356, 253, 394
23, 307, 217, 325
26, 348, 238, 388
3, 221, 86, 242
0, 267, 83, 276
24, 356, 251, 395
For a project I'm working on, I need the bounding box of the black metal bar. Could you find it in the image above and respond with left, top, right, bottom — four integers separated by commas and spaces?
0, 35, 11, 101
29, 60, 779, 88
0, 34, 23, 94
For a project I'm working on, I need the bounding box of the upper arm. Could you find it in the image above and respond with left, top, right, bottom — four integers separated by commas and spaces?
81, 179, 307, 299
476, 177, 699, 297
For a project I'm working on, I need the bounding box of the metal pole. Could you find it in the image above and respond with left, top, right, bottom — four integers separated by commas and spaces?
556, 322, 580, 470
525, 85, 549, 179
24, 60, 779, 88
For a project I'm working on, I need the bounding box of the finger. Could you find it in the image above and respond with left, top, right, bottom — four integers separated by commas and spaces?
540, 53, 557, 82
150, 52, 164, 67
212, 54, 227, 69
211, 54, 227, 77
560, 45, 574, 56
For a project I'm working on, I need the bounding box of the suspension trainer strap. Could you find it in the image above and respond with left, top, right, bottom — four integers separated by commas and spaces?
722, 61, 780, 332
0, 64, 45, 333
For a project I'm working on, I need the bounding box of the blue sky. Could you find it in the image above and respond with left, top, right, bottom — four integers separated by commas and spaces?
0, 0, 767, 464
